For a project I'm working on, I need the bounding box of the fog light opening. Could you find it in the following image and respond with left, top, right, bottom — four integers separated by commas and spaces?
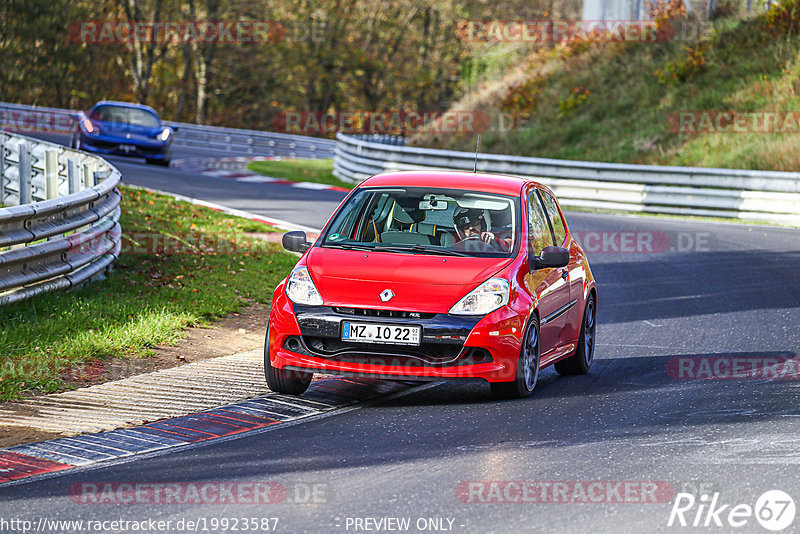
284, 336, 304, 352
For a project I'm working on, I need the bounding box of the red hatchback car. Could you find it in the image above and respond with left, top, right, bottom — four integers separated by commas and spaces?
266, 171, 596, 399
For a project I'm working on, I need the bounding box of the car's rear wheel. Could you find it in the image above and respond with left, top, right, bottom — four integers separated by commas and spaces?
554, 293, 596, 375
264, 325, 312, 395
490, 316, 540, 399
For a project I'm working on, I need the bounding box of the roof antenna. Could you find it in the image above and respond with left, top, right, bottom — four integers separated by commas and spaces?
473, 134, 481, 173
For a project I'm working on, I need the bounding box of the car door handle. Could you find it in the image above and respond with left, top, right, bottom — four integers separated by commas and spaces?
561, 269, 569, 280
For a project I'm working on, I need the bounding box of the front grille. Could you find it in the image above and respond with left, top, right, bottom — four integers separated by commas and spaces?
290, 304, 485, 368
284, 335, 492, 367
332, 307, 435, 319
305, 336, 462, 361
90, 139, 121, 149
89, 139, 162, 154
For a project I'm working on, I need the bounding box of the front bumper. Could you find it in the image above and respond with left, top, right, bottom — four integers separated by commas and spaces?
269, 290, 526, 383
81, 134, 171, 159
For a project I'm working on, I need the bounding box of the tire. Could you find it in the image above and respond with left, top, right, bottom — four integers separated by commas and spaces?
490, 316, 540, 399
554, 293, 596, 376
264, 325, 312, 395
146, 158, 170, 166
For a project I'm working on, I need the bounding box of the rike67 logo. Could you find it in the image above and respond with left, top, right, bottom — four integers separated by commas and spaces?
668, 490, 795, 531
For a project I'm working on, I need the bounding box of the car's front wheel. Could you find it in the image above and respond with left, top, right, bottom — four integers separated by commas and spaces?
264, 325, 312, 395
554, 293, 596, 375
490, 316, 540, 399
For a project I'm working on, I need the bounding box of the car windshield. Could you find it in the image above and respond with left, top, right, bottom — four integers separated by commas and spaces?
89, 105, 161, 128
321, 187, 519, 257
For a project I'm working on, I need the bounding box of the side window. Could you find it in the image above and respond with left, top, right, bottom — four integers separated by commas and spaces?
527, 192, 550, 256
362, 193, 392, 241
538, 191, 567, 246
326, 192, 372, 241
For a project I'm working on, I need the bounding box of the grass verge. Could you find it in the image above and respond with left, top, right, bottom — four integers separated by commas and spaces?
0, 186, 297, 401
413, 7, 800, 172
247, 158, 354, 189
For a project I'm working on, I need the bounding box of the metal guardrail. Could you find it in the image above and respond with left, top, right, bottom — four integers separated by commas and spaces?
168, 121, 335, 159
0, 101, 336, 159
0, 131, 122, 306
333, 133, 800, 226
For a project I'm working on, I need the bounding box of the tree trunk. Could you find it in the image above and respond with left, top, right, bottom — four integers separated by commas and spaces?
120, 0, 165, 103
706, 0, 717, 19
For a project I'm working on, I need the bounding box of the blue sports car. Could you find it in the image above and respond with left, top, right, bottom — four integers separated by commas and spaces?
72, 101, 177, 166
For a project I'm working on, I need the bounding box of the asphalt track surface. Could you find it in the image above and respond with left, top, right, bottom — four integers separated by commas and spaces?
1, 144, 799, 533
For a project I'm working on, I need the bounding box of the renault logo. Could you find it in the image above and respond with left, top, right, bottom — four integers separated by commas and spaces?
380, 289, 394, 302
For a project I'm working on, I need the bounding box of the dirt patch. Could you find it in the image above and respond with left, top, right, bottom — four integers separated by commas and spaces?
60, 303, 269, 389
0, 426, 70, 449
147, 303, 268, 364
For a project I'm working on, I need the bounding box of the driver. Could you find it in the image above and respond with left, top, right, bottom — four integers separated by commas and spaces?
453, 207, 509, 251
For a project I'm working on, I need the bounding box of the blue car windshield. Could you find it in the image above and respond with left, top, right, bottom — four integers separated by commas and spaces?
89, 106, 161, 128
321, 187, 520, 258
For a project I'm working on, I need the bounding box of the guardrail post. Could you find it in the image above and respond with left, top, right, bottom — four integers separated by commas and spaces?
82, 162, 96, 188
18, 141, 32, 204
0, 135, 5, 204
45, 149, 59, 199
67, 159, 80, 194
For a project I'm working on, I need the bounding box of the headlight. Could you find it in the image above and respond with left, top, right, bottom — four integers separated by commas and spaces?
83, 118, 98, 134
449, 278, 510, 315
285, 266, 323, 305
158, 128, 171, 141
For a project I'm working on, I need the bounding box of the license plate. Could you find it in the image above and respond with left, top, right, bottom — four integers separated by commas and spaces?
341, 321, 421, 346
119, 144, 136, 152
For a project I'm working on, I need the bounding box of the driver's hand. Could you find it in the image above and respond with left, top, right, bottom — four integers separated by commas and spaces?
481, 232, 509, 251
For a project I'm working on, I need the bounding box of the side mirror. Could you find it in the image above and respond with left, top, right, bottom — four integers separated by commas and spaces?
282, 231, 310, 253
171, 125, 180, 133
530, 245, 570, 271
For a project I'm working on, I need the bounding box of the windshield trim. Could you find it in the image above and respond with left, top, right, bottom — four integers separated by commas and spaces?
317, 186, 522, 259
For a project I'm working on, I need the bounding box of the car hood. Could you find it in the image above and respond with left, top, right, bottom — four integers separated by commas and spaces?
305, 247, 513, 313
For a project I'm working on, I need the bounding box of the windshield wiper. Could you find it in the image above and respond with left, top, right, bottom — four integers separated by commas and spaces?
373, 244, 470, 257
322, 243, 375, 252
